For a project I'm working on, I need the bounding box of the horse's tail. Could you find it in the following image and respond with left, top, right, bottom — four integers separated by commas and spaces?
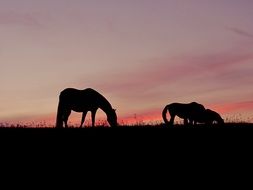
162, 105, 170, 125
55, 99, 64, 128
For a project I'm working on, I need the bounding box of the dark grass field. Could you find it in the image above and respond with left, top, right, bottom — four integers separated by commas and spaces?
1, 123, 253, 154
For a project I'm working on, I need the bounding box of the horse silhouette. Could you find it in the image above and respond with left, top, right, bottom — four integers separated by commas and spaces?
56, 88, 118, 128
190, 109, 224, 125
162, 102, 206, 126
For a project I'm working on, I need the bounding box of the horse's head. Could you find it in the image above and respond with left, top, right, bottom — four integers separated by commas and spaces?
217, 117, 225, 125
206, 109, 225, 125
107, 108, 118, 127
56, 110, 64, 128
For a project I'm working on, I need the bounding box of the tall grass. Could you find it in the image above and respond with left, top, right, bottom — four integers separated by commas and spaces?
1, 114, 253, 128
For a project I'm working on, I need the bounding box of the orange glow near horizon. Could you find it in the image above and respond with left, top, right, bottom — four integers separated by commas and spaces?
2, 101, 252, 127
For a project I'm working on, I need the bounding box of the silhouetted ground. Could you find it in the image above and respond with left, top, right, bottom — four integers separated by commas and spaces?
1, 123, 252, 149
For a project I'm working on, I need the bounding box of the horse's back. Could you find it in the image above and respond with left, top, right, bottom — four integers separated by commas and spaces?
168, 102, 204, 111
168, 103, 185, 110
60, 88, 99, 97
82, 88, 101, 95
60, 88, 79, 95
59, 88, 108, 110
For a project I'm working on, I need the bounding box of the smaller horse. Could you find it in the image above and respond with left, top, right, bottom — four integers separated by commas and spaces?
162, 102, 206, 126
190, 109, 224, 125
56, 88, 118, 128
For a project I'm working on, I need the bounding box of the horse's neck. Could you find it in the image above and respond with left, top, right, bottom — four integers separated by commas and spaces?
98, 96, 112, 115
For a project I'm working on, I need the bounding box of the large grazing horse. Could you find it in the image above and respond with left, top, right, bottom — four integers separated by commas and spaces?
162, 102, 206, 126
190, 109, 224, 125
56, 88, 118, 128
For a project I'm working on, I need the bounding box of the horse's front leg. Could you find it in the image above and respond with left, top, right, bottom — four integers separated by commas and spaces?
91, 109, 98, 127
184, 118, 189, 126
187, 118, 194, 126
80, 111, 88, 128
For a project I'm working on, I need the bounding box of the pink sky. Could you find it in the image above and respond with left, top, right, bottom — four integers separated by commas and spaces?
0, 0, 253, 126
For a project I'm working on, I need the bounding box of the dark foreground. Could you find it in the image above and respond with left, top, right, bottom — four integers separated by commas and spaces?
1, 123, 253, 152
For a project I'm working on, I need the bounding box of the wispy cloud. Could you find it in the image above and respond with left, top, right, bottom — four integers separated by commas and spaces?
208, 101, 253, 115
88, 51, 253, 97
227, 27, 253, 38
0, 12, 41, 27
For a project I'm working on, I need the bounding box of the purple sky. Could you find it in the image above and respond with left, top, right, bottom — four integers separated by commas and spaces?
1, 0, 253, 125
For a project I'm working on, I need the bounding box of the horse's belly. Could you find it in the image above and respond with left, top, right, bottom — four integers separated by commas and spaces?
71, 104, 94, 112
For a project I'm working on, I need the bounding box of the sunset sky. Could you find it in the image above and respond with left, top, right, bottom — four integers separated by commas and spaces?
1, 0, 253, 126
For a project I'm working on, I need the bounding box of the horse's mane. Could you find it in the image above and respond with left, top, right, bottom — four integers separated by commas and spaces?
85, 88, 113, 108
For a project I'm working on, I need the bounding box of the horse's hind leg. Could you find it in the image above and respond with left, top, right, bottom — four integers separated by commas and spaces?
80, 111, 88, 128
91, 109, 98, 127
63, 109, 71, 128
184, 118, 189, 125
169, 114, 175, 126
